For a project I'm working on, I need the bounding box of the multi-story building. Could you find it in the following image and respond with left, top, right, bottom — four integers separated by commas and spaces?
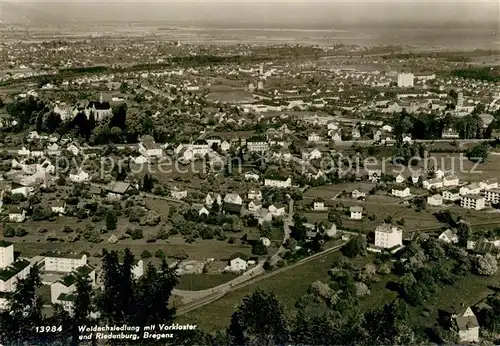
374, 224, 403, 249
461, 195, 486, 210
44, 253, 88, 273
397, 73, 414, 88
485, 188, 500, 205
0, 241, 32, 309
264, 176, 292, 188
246, 136, 269, 152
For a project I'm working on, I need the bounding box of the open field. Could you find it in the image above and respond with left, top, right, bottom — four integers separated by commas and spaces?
178, 249, 345, 331
177, 273, 238, 291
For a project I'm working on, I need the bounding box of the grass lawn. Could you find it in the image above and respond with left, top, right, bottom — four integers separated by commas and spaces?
177, 273, 238, 291
178, 249, 346, 331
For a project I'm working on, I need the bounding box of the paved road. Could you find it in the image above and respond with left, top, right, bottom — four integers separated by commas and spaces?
176, 241, 346, 316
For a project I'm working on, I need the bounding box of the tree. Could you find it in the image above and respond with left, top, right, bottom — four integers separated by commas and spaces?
71, 276, 93, 345
142, 173, 154, 192
44, 112, 62, 133
476, 253, 498, 276
0, 265, 44, 345
106, 211, 117, 230
343, 235, 367, 258
457, 221, 471, 247
252, 241, 268, 256
467, 143, 490, 163
228, 289, 289, 345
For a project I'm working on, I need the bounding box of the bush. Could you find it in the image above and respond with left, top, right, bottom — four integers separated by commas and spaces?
141, 250, 152, 259
4, 225, 15, 238
62, 226, 73, 233
147, 236, 157, 243
157, 228, 169, 240
15, 227, 28, 237
126, 228, 143, 240
155, 249, 165, 259
106, 211, 117, 231
173, 250, 188, 260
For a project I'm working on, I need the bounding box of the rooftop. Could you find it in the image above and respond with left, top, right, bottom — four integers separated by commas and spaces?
0, 259, 30, 282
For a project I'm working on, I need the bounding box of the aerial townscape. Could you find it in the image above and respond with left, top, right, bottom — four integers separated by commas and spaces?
0, 1, 499, 345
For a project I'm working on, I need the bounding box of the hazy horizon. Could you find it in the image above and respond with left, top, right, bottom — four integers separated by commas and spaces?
1, 1, 499, 28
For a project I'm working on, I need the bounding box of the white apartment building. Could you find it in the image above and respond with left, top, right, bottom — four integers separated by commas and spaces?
397, 73, 414, 88
485, 188, 500, 205
264, 177, 292, 188
247, 137, 269, 152
374, 224, 403, 249
423, 178, 443, 190
44, 253, 88, 273
391, 187, 411, 198
0, 242, 32, 309
443, 189, 461, 201
460, 183, 482, 196
461, 195, 486, 210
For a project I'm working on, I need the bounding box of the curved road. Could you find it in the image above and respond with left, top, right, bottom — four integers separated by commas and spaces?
176, 241, 346, 316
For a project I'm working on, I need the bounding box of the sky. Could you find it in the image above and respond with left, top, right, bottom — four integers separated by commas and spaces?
1, 0, 499, 27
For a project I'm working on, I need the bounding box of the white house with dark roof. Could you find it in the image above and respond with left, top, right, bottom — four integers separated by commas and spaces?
350, 206, 363, 220
453, 306, 479, 343
50, 265, 96, 313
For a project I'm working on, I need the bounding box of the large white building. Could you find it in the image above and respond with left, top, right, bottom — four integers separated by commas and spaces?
374, 224, 403, 249
247, 136, 269, 152
485, 188, 500, 205
461, 195, 486, 210
397, 73, 414, 88
0, 241, 32, 309
50, 265, 96, 313
44, 253, 87, 273
264, 176, 292, 188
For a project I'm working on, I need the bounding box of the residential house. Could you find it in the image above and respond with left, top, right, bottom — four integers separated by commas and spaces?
191, 140, 210, 156
402, 134, 412, 143
171, 187, 188, 200
374, 223, 403, 249
264, 176, 292, 188
442, 128, 459, 139
69, 169, 90, 183
46, 143, 61, 156
460, 183, 482, 196
395, 174, 405, 184
244, 170, 260, 181
443, 189, 461, 202
223, 202, 243, 215
44, 253, 87, 273
411, 172, 422, 184
423, 178, 443, 190
434, 169, 445, 179
247, 190, 262, 201
8, 206, 26, 223
225, 253, 248, 272
138, 136, 163, 158
453, 307, 479, 343
366, 169, 382, 183
391, 187, 411, 198
248, 200, 262, 213
198, 207, 210, 217
106, 182, 131, 199
350, 206, 363, 220
461, 195, 486, 210
220, 141, 231, 152
51, 201, 66, 215
438, 229, 459, 244
485, 188, 500, 205
480, 179, 498, 191
268, 204, 286, 217
224, 193, 243, 206
246, 136, 269, 152
66, 144, 81, 156
17, 147, 30, 156
313, 198, 327, 211
307, 132, 321, 142
205, 193, 222, 207
443, 175, 460, 187
427, 194, 443, 206
352, 189, 367, 199
50, 265, 96, 313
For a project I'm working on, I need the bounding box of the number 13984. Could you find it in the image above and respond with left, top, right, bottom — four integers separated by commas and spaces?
35, 326, 63, 333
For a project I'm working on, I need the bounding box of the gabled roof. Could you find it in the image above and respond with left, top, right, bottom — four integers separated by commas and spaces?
0, 259, 30, 282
